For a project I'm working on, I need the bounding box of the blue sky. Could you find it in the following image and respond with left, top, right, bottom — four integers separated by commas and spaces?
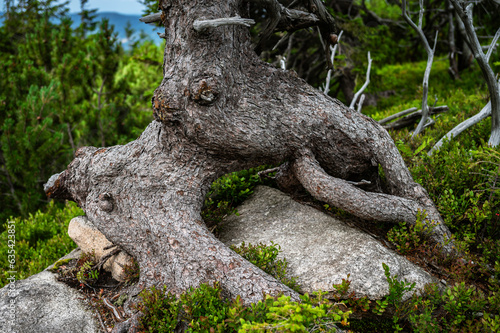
64, 0, 145, 14
1, 1, 146, 14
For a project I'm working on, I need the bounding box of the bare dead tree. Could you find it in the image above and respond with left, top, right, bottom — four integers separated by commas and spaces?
45, 1, 455, 327
449, 0, 500, 146
447, 0, 460, 80
402, 0, 438, 138
429, 29, 500, 155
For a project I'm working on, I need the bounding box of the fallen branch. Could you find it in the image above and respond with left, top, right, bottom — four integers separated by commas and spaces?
378, 107, 418, 125
103, 297, 123, 322
383, 106, 448, 130
429, 99, 493, 155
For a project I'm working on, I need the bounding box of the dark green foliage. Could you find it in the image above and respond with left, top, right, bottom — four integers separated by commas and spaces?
77, 0, 98, 37
137, 282, 350, 332
0, 201, 82, 287
387, 211, 438, 255
136, 285, 180, 333
347, 318, 394, 333
231, 241, 301, 293
202, 165, 276, 230
75, 250, 99, 285
181, 282, 228, 332
406, 282, 500, 332
0, 2, 158, 222
122, 260, 141, 285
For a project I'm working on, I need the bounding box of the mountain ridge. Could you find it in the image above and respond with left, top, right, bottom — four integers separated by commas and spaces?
0, 11, 162, 47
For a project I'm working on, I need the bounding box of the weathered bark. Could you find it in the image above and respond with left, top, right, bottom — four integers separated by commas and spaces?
45, 0, 454, 318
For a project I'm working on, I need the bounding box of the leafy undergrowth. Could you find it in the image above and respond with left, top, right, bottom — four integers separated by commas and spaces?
231, 241, 301, 293
353, 57, 500, 332
137, 283, 350, 333
202, 165, 277, 234
0, 201, 82, 287
135, 242, 350, 333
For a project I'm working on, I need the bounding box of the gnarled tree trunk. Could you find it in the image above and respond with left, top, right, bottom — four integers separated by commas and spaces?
45, 0, 454, 323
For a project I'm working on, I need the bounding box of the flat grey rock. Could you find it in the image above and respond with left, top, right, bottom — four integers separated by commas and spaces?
0, 270, 99, 333
219, 186, 436, 300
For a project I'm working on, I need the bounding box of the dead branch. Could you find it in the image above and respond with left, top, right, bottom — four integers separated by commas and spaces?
356, 94, 366, 113
378, 107, 418, 125
193, 17, 255, 32
139, 12, 162, 24
383, 106, 449, 130
402, 0, 438, 138
447, 0, 460, 80
324, 30, 343, 95
349, 51, 372, 110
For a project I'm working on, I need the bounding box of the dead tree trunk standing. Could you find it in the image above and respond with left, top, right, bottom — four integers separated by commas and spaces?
45, 0, 454, 311
446, 0, 460, 80
402, 0, 438, 138
450, 1, 500, 146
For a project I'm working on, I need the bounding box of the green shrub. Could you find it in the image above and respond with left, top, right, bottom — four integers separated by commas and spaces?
231, 241, 300, 292
136, 285, 179, 333
387, 211, 437, 254
75, 251, 99, 286
0, 200, 82, 287
235, 292, 349, 332
407, 282, 499, 332
373, 263, 416, 332
202, 165, 276, 230
181, 282, 228, 332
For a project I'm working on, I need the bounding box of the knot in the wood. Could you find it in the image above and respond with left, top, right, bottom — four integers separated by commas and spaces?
98, 192, 114, 213
152, 92, 183, 123
190, 78, 218, 106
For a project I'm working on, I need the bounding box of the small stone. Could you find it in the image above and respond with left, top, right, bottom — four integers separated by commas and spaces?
68, 216, 134, 282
